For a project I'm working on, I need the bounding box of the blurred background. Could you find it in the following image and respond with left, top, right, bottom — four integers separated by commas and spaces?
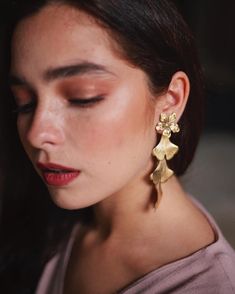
176, 0, 235, 247
0, 1, 234, 247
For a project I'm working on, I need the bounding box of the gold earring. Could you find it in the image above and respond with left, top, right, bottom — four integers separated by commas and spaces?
150, 112, 180, 209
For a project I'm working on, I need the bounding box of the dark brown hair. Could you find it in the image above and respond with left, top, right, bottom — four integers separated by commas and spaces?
0, 1, 204, 292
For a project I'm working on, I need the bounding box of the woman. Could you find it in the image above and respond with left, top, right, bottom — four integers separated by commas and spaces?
0, 0, 235, 293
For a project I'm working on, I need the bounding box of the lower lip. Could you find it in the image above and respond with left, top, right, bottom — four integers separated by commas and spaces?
42, 171, 80, 187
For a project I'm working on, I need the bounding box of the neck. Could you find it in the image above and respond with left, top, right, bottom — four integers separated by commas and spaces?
91, 172, 187, 239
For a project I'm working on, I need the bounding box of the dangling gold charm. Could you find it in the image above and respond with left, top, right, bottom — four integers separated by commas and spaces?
150, 113, 180, 208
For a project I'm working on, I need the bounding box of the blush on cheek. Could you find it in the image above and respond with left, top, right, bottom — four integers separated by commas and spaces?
83, 117, 148, 168
72, 75, 154, 160
86, 122, 126, 154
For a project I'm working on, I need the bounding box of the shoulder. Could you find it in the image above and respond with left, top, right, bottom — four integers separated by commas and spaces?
35, 223, 80, 294
121, 196, 235, 293
181, 196, 235, 292
121, 237, 235, 293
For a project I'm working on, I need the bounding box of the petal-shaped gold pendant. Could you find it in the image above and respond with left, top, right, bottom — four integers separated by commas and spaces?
159, 159, 174, 182
152, 136, 179, 161
150, 161, 162, 185
150, 158, 174, 185
150, 113, 180, 209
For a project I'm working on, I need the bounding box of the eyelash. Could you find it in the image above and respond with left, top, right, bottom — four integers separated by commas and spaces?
13, 101, 36, 114
69, 95, 104, 108
13, 95, 104, 114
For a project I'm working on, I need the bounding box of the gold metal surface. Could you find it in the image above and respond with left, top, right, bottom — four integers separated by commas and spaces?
150, 112, 180, 208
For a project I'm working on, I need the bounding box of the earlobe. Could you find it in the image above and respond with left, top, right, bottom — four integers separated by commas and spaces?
161, 71, 190, 120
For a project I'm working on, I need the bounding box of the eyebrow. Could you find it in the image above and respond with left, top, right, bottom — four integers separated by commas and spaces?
9, 62, 113, 86
9, 75, 27, 86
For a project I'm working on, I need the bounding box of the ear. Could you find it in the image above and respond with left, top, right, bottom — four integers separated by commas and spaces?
154, 71, 190, 123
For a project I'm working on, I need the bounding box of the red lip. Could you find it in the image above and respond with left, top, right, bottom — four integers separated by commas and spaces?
37, 162, 79, 171
36, 162, 80, 187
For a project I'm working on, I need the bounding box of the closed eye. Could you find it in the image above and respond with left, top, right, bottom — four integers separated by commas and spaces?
13, 101, 36, 114
69, 95, 104, 107
12, 95, 104, 114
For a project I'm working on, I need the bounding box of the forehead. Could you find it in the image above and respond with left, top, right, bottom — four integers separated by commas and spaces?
11, 4, 122, 77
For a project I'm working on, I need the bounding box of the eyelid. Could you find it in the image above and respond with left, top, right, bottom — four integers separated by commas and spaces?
11, 90, 36, 113
68, 95, 104, 105
12, 101, 36, 114
12, 95, 105, 114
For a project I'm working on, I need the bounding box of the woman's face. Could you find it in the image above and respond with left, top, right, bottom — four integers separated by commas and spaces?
10, 4, 161, 209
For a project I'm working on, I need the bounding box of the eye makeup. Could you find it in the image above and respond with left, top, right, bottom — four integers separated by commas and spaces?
11, 86, 36, 114
68, 95, 105, 108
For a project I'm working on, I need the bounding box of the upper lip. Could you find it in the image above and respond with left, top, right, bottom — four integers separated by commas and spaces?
36, 162, 79, 172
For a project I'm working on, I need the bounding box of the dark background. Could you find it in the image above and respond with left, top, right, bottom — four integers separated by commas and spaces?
177, 0, 235, 132
0, 1, 234, 245
175, 1, 235, 248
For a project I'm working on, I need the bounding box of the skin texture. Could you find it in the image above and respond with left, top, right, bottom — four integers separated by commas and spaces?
10, 4, 189, 211
11, 4, 160, 210
10, 4, 215, 293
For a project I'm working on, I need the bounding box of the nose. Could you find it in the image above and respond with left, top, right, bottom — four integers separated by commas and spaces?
26, 103, 65, 150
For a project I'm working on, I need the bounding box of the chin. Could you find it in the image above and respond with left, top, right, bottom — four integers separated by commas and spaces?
48, 189, 97, 210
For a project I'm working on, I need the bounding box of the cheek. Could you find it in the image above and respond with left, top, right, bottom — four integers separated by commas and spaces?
69, 90, 156, 169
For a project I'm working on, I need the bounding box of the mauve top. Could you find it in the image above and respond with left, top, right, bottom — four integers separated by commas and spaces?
36, 198, 235, 293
